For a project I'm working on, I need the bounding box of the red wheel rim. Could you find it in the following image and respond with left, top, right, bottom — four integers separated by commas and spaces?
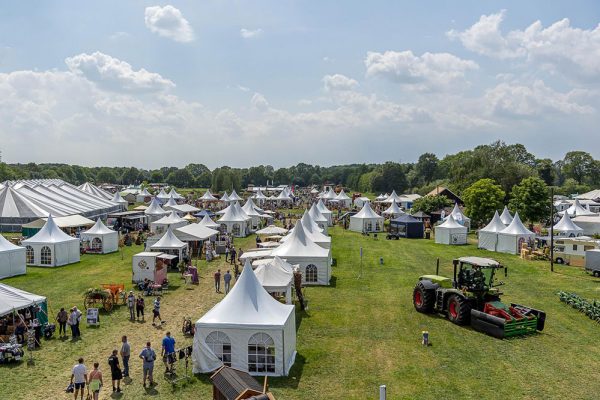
449, 300, 458, 318
415, 290, 423, 306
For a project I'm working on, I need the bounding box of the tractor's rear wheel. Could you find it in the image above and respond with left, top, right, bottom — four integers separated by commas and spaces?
413, 282, 435, 313
447, 294, 471, 325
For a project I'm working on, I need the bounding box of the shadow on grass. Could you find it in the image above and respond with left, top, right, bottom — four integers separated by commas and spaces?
270, 353, 306, 390
295, 309, 310, 332
326, 276, 337, 288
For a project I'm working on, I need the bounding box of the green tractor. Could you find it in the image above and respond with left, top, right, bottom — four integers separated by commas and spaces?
413, 257, 546, 338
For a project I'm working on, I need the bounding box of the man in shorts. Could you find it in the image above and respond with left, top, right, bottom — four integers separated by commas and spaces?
152, 296, 162, 326
161, 331, 176, 374
70, 357, 88, 400
139, 341, 157, 388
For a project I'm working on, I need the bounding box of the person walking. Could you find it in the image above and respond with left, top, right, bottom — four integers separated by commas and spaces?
224, 246, 229, 262
70, 357, 88, 400
120, 335, 131, 378
108, 349, 123, 393
55, 307, 68, 338
230, 247, 237, 266
88, 362, 103, 400
161, 331, 176, 374
224, 270, 232, 294
136, 295, 145, 321
152, 296, 162, 326
72, 307, 82, 338
214, 269, 221, 293
126, 291, 136, 321
139, 342, 157, 388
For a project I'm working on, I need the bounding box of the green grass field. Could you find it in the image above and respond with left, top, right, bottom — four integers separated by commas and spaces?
2, 227, 600, 399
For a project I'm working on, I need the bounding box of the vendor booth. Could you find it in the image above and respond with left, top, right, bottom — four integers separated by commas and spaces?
149, 228, 188, 264
151, 211, 188, 234
496, 212, 535, 254
435, 215, 467, 245
478, 211, 505, 251
389, 214, 424, 239
80, 219, 118, 254
145, 198, 169, 225
0, 235, 26, 279
131, 252, 175, 283
22, 215, 80, 267
254, 259, 294, 304
349, 202, 384, 233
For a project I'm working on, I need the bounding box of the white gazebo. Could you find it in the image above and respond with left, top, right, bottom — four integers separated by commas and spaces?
553, 213, 584, 238
349, 202, 384, 233
218, 202, 251, 237
163, 195, 178, 210
280, 211, 331, 249
435, 214, 467, 245
198, 214, 221, 230
150, 227, 188, 260
22, 215, 80, 267
316, 200, 333, 226
444, 204, 471, 231
228, 190, 243, 203
145, 198, 169, 225
112, 192, 128, 210
220, 191, 230, 203
156, 188, 170, 203
271, 222, 331, 285
252, 188, 268, 206
200, 190, 218, 202
254, 257, 294, 304
560, 199, 597, 217
242, 198, 265, 231
383, 190, 402, 204
334, 189, 352, 208
477, 211, 505, 251
151, 210, 188, 234
80, 218, 119, 254
175, 223, 219, 243
256, 225, 288, 236
499, 206, 513, 226
0, 235, 26, 279
168, 188, 184, 200
193, 260, 296, 376
382, 200, 404, 219
353, 196, 370, 208
496, 212, 535, 254
308, 204, 329, 234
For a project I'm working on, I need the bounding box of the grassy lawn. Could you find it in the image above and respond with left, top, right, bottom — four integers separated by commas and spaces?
2, 227, 600, 399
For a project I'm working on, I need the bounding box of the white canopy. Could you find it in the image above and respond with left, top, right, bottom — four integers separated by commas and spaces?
308, 204, 328, 224
164, 195, 178, 208
271, 222, 329, 259
111, 192, 128, 205
218, 202, 251, 223
22, 214, 80, 266
200, 190, 218, 201
228, 190, 243, 202
383, 190, 402, 204
220, 191, 230, 202
0, 235, 26, 279
334, 189, 351, 201
499, 206, 513, 225
445, 204, 471, 229
198, 215, 220, 230
23, 214, 77, 244
144, 198, 168, 216
175, 223, 219, 242
256, 225, 288, 235
316, 199, 331, 216
168, 188, 184, 200
553, 213, 584, 236
435, 214, 468, 245
80, 218, 119, 254
382, 201, 404, 217
560, 199, 597, 217
321, 188, 337, 200
253, 189, 267, 200
496, 212, 535, 254
78, 182, 113, 200
82, 218, 115, 235
153, 210, 187, 226
0, 283, 46, 317
151, 227, 188, 250
353, 202, 382, 219
156, 188, 170, 201
576, 189, 600, 200
254, 259, 293, 304
350, 202, 384, 233
242, 198, 264, 218
478, 211, 505, 251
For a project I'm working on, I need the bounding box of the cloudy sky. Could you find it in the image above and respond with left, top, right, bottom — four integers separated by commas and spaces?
0, 1, 599, 168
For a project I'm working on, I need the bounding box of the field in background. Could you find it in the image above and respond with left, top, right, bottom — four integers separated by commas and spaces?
1, 227, 600, 399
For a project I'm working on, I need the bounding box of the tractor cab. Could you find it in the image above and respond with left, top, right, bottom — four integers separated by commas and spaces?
453, 257, 506, 296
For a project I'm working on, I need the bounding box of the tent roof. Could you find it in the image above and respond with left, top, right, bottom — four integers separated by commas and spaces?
447, 203, 470, 222
254, 260, 293, 289
390, 214, 422, 224
165, 196, 178, 207
228, 190, 242, 201
82, 218, 116, 235
300, 212, 331, 244
242, 198, 263, 217
253, 189, 267, 199
168, 188, 184, 200
334, 189, 351, 201
218, 202, 251, 223
197, 260, 294, 328
111, 192, 127, 204
383, 201, 404, 216
352, 202, 383, 220
0, 234, 24, 252
153, 210, 187, 225
499, 212, 534, 235
0, 283, 46, 316
156, 189, 170, 200
383, 190, 402, 203
480, 211, 506, 233
78, 182, 113, 200
151, 228, 187, 249
145, 198, 168, 216
499, 206, 513, 225
308, 204, 328, 223
198, 214, 220, 229
200, 190, 218, 201
553, 213, 584, 233
22, 214, 95, 229
437, 214, 466, 230
576, 189, 600, 200
175, 223, 219, 241
220, 192, 230, 202
0, 185, 61, 218
562, 199, 597, 217
23, 214, 78, 244
168, 203, 201, 214
316, 199, 331, 214
271, 222, 330, 258
256, 225, 288, 235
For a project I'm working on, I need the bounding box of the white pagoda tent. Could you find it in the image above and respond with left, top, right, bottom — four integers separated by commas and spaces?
552, 213, 584, 237
316, 199, 333, 226
496, 212, 535, 254
242, 198, 265, 231
175, 223, 219, 243
193, 260, 296, 376
349, 202, 384, 233
353, 196, 370, 208
308, 204, 329, 234
382, 200, 404, 219
111, 192, 128, 210
151, 210, 188, 234
220, 191, 230, 203
22, 215, 80, 267
334, 189, 352, 208
228, 190, 243, 202
80, 218, 119, 254
499, 206, 513, 226
198, 214, 221, 230
254, 258, 294, 304
218, 202, 251, 237
150, 227, 188, 260
320, 188, 337, 201
577, 189, 600, 201
168, 188, 184, 200
271, 222, 331, 285
477, 211, 505, 251
253, 188, 268, 206
136, 188, 152, 203
444, 204, 471, 231
560, 199, 597, 217
435, 214, 467, 245
200, 190, 218, 202
280, 211, 331, 249
0, 235, 26, 279
144, 198, 169, 225
156, 188, 170, 203
163, 195, 178, 209
383, 190, 402, 204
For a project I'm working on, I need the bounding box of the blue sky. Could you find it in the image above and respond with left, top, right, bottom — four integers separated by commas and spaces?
0, 1, 598, 168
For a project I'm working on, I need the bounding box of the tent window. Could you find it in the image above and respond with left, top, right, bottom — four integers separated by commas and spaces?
206, 331, 232, 367
26, 246, 34, 264
305, 264, 318, 283
91, 237, 103, 251
40, 246, 52, 265
248, 333, 275, 373
365, 221, 372, 232
220, 224, 228, 233
232, 224, 241, 236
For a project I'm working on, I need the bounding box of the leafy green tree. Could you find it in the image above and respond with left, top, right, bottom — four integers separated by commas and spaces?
462, 179, 505, 227
535, 158, 556, 186
0, 163, 16, 181
96, 168, 117, 184
509, 177, 550, 224
166, 168, 194, 188
121, 167, 139, 185
411, 195, 452, 214
562, 151, 594, 184
415, 153, 439, 186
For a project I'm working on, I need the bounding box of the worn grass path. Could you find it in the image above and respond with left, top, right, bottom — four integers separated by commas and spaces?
1, 227, 600, 399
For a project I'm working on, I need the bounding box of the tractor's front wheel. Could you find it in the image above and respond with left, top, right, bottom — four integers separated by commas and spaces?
413, 282, 435, 313
446, 294, 471, 325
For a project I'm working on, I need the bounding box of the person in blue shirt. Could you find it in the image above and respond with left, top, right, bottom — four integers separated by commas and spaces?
161, 331, 176, 374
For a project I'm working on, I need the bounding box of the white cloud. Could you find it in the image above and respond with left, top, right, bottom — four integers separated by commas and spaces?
65, 52, 175, 92
240, 28, 263, 39
485, 80, 594, 117
322, 74, 358, 91
236, 84, 250, 92
144, 5, 194, 43
364, 50, 478, 90
448, 11, 600, 82
250, 92, 269, 111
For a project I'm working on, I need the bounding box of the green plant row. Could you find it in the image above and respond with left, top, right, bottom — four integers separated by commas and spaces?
558, 291, 600, 323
